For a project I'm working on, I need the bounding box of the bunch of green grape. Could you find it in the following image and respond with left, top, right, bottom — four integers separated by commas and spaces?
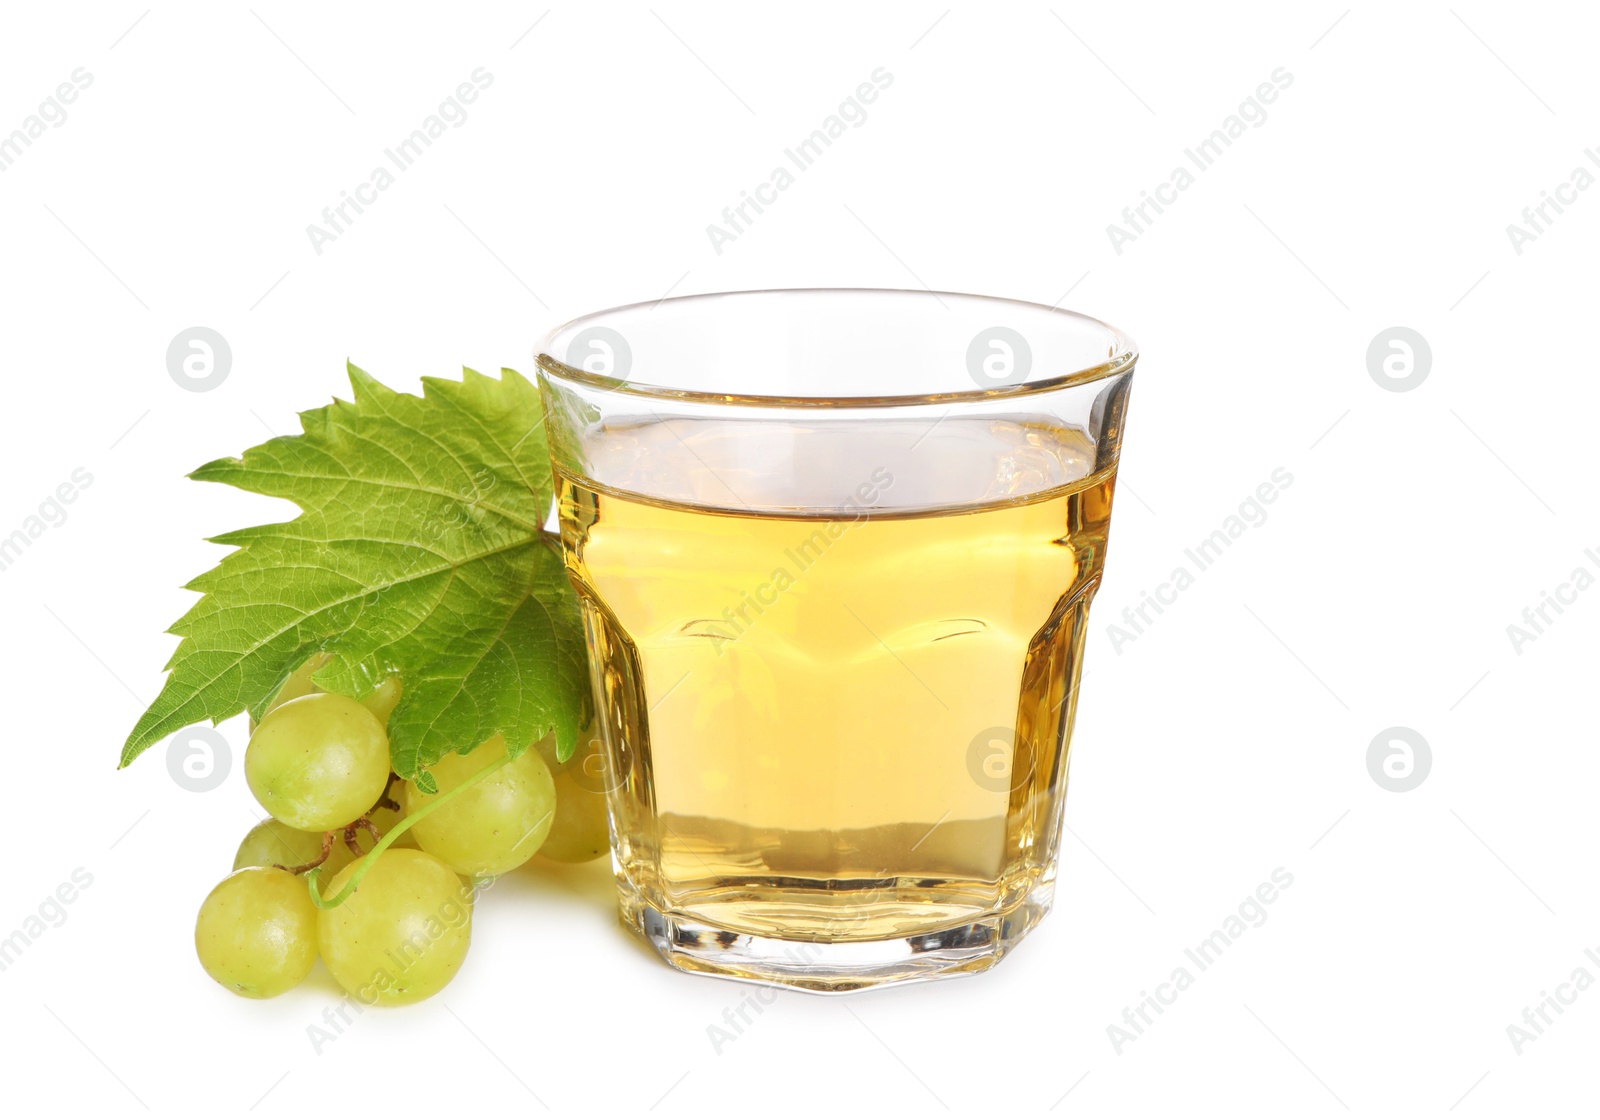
194, 656, 610, 1003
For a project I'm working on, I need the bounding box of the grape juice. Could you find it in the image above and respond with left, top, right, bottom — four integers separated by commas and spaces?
556, 416, 1115, 986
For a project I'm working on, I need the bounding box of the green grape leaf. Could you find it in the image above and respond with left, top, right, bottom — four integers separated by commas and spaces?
120, 363, 589, 779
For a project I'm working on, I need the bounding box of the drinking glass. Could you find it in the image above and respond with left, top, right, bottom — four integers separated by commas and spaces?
536, 289, 1136, 991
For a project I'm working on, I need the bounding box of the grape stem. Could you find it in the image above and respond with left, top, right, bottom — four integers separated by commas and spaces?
279, 829, 337, 876
375, 772, 402, 813
306, 752, 513, 910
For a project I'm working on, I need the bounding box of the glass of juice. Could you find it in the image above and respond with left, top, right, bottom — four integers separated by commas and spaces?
536, 289, 1136, 991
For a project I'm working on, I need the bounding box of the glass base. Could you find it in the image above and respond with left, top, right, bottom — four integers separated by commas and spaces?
618, 879, 1055, 993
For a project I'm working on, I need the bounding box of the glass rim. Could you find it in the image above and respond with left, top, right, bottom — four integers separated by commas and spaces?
535, 287, 1138, 409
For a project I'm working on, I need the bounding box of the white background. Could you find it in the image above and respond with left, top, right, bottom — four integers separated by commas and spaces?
0, 2, 1593, 1116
